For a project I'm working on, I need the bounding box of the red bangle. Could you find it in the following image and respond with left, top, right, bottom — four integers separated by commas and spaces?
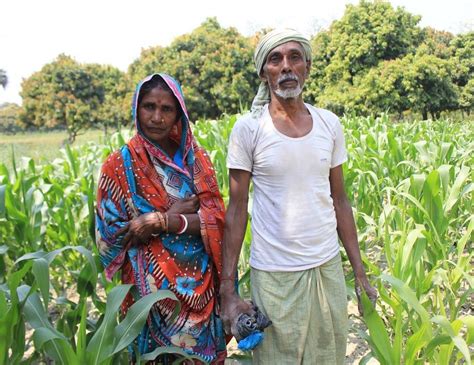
176, 214, 188, 234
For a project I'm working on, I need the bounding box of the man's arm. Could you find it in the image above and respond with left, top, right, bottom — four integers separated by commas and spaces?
219, 168, 254, 334
329, 165, 377, 313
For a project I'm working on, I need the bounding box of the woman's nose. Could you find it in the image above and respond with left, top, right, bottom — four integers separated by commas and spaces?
151, 110, 162, 123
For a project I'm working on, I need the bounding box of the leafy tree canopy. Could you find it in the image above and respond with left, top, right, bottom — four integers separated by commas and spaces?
128, 18, 259, 121
20, 55, 128, 142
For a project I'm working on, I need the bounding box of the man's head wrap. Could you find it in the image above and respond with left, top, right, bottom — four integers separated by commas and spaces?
251, 28, 312, 117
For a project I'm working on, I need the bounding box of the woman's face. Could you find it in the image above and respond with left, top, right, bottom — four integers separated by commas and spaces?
138, 86, 180, 145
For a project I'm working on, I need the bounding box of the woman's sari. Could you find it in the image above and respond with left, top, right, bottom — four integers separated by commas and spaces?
96, 74, 226, 363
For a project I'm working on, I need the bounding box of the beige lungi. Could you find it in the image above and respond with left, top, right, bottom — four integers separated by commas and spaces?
250, 253, 348, 365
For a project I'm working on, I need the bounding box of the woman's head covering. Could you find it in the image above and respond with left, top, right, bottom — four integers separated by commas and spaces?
251, 28, 312, 117
132, 73, 194, 176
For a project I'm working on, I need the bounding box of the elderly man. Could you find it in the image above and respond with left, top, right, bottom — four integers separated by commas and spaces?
219, 29, 377, 364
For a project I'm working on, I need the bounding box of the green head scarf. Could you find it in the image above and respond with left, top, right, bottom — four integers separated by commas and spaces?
251, 28, 312, 117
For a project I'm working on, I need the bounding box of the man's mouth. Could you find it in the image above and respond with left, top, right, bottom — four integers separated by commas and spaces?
279, 79, 297, 85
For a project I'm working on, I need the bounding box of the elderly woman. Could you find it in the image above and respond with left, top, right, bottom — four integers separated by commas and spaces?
96, 73, 227, 364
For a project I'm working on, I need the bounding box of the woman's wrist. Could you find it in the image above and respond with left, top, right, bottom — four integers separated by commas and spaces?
153, 211, 168, 233
167, 213, 187, 234
175, 214, 188, 234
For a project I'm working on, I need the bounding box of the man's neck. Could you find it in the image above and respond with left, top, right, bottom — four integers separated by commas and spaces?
268, 94, 307, 120
267, 94, 312, 138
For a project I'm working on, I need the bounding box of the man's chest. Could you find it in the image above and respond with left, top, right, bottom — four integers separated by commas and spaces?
252, 133, 334, 178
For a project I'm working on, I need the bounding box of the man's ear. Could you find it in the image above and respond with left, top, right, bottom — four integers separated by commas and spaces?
305, 60, 312, 78
259, 67, 267, 82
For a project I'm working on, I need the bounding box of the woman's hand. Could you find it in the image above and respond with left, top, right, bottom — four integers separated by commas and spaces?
167, 195, 200, 214
115, 212, 162, 247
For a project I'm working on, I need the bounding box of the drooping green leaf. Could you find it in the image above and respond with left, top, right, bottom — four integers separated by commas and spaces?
111, 290, 179, 356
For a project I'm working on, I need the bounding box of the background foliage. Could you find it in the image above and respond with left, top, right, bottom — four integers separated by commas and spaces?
0, 113, 472, 363
1, 1, 472, 137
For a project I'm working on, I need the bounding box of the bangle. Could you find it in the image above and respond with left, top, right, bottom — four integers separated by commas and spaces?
176, 214, 188, 234
163, 212, 169, 233
155, 211, 167, 232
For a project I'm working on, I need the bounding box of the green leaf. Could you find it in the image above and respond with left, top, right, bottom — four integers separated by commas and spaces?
140, 345, 205, 363
23, 292, 73, 364
404, 323, 429, 363
76, 300, 88, 363
0, 185, 6, 218
432, 316, 472, 365
32, 258, 50, 311
87, 284, 134, 364
380, 274, 431, 326
32, 327, 78, 364
111, 290, 179, 356
445, 166, 469, 213
361, 290, 395, 365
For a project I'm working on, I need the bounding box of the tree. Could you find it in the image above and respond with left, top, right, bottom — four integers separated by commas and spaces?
359, 54, 458, 119
0, 69, 7, 89
417, 27, 454, 59
306, 0, 424, 114
128, 18, 258, 120
450, 31, 474, 114
19, 54, 102, 143
85, 64, 131, 134
0, 102, 21, 134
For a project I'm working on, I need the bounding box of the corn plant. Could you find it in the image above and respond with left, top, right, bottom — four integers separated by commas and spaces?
1, 115, 472, 363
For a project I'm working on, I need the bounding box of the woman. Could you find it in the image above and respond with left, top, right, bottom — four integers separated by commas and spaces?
96, 73, 227, 364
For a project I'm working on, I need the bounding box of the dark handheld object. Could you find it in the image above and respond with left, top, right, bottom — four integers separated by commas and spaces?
233, 302, 272, 351
234, 305, 272, 340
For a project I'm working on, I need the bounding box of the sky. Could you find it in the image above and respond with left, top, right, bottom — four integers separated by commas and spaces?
1, 0, 473, 105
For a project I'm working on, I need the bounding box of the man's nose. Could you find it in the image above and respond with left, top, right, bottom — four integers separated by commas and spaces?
281, 56, 291, 72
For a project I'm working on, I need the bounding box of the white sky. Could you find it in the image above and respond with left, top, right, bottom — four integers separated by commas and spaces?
1, 0, 473, 105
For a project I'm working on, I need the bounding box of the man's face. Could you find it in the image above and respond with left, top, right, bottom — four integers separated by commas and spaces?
260, 41, 310, 100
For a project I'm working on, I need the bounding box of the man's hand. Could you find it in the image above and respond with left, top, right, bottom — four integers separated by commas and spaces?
115, 212, 161, 247
167, 195, 200, 214
220, 289, 254, 337
355, 277, 377, 316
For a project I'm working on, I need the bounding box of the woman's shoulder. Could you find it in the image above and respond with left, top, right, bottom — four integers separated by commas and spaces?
100, 149, 125, 173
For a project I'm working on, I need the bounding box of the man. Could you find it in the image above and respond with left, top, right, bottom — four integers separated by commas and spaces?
219, 29, 377, 364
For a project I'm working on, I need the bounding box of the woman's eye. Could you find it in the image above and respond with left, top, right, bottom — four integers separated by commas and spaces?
143, 103, 155, 111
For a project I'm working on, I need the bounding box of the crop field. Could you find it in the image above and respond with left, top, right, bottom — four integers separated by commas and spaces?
0, 115, 472, 364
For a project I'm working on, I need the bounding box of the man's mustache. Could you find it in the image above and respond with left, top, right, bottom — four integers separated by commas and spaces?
277, 74, 298, 84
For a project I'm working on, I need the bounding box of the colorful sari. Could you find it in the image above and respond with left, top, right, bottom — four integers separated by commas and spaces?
96, 74, 226, 363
